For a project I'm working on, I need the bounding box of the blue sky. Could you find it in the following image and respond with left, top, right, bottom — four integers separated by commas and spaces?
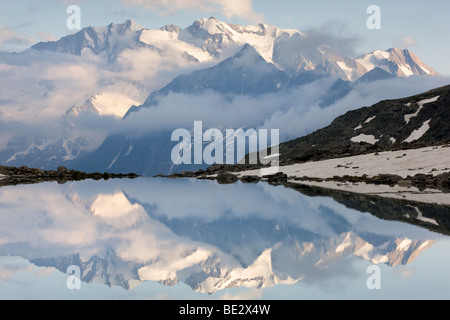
0, 0, 449, 75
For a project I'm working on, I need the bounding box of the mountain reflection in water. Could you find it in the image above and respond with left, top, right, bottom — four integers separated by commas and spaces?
0, 177, 448, 298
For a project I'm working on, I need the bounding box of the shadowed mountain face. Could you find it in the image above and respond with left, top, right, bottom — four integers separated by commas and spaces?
125, 44, 291, 116
278, 85, 450, 165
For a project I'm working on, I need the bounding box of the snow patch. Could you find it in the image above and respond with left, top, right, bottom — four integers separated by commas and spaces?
403, 119, 431, 143
371, 254, 389, 264
124, 144, 134, 157
138, 247, 213, 286
336, 233, 352, 253
354, 243, 374, 260
365, 116, 377, 124
92, 92, 141, 118
140, 29, 213, 63
355, 50, 389, 73
413, 207, 439, 226
399, 64, 414, 77
420, 65, 431, 75
262, 153, 280, 160
336, 61, 354, 80
107, 151, 121, 170
351, 134, 379, 145
6, 140, 52, 163
404, 96, 440, 124
397, 239, 412, 251
373, 50, 390, 60
354, 116, 377, 131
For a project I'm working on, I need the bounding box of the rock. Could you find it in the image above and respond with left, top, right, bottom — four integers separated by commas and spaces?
414, 173, 429, 181
441, 179, 450, 191
181, 171, 196, 178
194, 169, 205, 176
263, 172, 288, 184
57, 166, 68, 173
398, 180, 413, 188
371, 174, 403, 186
207, 164, 240, 174
216, 172, 239, 184
240, 175, 261, 183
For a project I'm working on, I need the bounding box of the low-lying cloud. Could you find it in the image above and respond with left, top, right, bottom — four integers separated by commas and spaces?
108, 75, 450, 143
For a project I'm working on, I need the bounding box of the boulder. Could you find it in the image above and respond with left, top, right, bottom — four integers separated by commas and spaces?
240, 175, 261, 184
57, 166, 68, 173
216, 173, 239, 184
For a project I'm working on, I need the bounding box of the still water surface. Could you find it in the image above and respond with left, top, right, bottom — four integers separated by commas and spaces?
0, 177, 449, 299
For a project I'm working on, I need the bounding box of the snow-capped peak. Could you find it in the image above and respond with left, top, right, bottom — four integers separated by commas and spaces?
194, 16, 227, 34
180, 17, 305, 63
121, 19, 146, 32
30, 18, 438, 82
31, 19, 148, 60
355, 48, 439, 78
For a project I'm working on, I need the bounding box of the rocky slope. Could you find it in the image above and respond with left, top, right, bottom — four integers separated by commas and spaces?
278, 84, 450, 165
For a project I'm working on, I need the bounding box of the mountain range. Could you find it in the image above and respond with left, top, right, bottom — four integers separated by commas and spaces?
0, 18, 445, 175
32, 17, 438, 82
31, 231, 434, 293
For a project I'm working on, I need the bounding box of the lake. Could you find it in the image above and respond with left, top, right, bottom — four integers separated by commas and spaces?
0, 177, 449, 300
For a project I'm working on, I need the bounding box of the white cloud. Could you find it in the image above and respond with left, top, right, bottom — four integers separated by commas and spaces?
120, 0, 264, 23
395, 36, 417, 48
37, 32, 58, 42
0, 26, 34, 51
114, 74, 450, 143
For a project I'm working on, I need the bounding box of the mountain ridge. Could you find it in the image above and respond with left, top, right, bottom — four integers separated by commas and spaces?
278, 84, 450, 165
30, 17, 438, 82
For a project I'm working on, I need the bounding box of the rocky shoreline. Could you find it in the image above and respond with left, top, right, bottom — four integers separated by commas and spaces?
157, 162, 450, 193
0, 165, 139, 186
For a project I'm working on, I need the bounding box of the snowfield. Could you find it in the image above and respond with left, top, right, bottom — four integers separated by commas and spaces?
238, 145, 450, 205
243, 145, 450, 180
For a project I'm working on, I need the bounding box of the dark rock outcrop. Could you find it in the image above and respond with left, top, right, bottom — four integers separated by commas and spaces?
0, 165, 139, 187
